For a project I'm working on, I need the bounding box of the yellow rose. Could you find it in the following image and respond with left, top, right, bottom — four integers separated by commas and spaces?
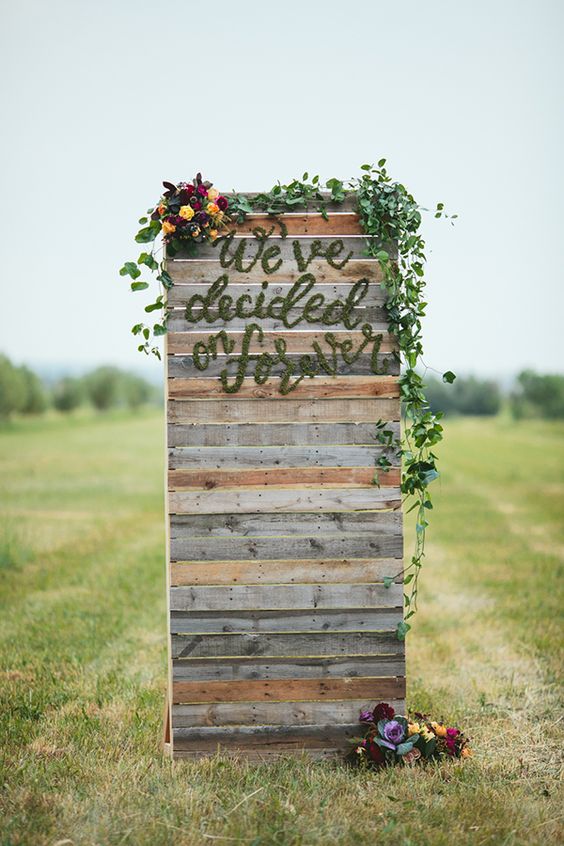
179, 205, 194, 220
162, 220, 176, 235
407, 722, 420, 737
207, 202, 220, 216
431, 722, 447, 738
207, 188, 219, 200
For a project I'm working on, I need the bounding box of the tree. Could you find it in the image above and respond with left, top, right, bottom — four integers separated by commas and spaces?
19, 365, 48, 414
510, 370, 564, 420
0, 355, 27, 418
83, 366, 122, 411
52, 377, 83, 412
424, 375, 501, 417
122, 373, 153, 409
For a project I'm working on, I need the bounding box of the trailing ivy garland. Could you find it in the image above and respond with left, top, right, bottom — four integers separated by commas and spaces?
119, 163, 455, 636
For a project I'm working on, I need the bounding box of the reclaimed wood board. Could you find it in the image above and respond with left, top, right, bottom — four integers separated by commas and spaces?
163, 197, 405, 759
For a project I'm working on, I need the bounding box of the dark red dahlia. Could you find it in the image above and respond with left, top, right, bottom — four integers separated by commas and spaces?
373, 702, 395, 722
217, 195, 228, 211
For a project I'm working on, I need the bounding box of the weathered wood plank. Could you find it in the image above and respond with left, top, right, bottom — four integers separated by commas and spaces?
173, 654, 405, 681
167, 259, 384, 285
169, 582, 403, 612
168, 444, 399, 470
172, 675, 406, 704
225, 213, 364, 237
170, 607, 401, 634
167, 422, 400, 448
172, 723, 362, 751
168, 353, 399, 379
171, 748, 344, 760
167, 330, 396, 355
170, 558, 403, 587
166, 308, 388, 334
171, 631, 404, 659
169, 486, 401, 514
168, 466, 400, 491
168, 377, 399, 401
172, 699, 405, 728
170, 511, 401, 538
168, 398, 400, 424
167, 280, 386, 308
170, 533, 402, 562
171, 236, 388, 262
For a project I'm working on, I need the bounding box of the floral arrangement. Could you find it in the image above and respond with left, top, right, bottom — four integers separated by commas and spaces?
354, 702, 471, 768
153, 173, 230, 246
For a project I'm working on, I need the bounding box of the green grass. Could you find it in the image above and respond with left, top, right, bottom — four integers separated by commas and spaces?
0, 411, 562, 845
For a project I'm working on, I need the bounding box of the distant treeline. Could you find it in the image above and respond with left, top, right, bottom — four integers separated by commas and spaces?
425, 371, 564, 419
0, 355, 160, 418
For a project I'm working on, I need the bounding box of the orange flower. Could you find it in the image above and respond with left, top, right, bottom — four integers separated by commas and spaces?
431, 722, 447, 738
461, 747, 472, 758
157, 203, 166, 215
209, 229, 218, 240
162, 220, 176, 235
207, 202, 220, 216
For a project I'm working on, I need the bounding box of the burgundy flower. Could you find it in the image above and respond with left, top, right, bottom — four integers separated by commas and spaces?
373, 702, 395, 722
446, 728, 460, 739
445, 739, 457, 756
366, 739, 385, 766
196, 211, 210, 226
359, 709, 374, 723
197, 184, 208, 197
217, 195, 228, 211
190, 198, 202, 211
172, 214, 187, 227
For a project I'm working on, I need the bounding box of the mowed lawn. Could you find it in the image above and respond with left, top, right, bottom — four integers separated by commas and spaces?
0, 411, 562, 845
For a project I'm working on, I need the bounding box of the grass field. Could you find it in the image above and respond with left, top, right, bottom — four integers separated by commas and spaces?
0, 411, 562, 845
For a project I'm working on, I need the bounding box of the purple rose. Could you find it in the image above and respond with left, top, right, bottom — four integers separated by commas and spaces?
359, 709, 374, 723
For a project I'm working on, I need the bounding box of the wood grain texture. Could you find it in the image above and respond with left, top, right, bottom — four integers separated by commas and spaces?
171, 236, 385, 262
167, 259, 384, 285
170, 607, 402, 634
166, 308, 388, 334
167, 279, 386, 308
168, 466, 400, 491
172, 675, 406, 704
167, 421, 400, 447
169, 486, 401, 514
225, 213, 364, 237
172, 723, 362, 752
170, 558, 403, 587
168, 444, 399, 469
171, 631, 404, 659
172, 699, 406, 727
170, 533, 402, 562
167, 353, 399, 379
168, 398, 400, 424
172, 654, 405, 681
169, 582, 403, 612
168, 376, 399, 401
170, 510, 401, 537
167, 329, 397, 355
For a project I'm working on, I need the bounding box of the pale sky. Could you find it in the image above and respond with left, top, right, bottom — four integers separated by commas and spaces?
1, 0, 562, 380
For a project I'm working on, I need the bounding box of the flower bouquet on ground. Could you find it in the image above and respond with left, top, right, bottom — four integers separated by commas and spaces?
353, 702, 471, 768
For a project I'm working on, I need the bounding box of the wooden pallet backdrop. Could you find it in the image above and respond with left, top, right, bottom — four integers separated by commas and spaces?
163, 196, 405, 760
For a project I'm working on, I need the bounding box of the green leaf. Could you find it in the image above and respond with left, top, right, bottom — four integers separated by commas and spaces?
442, 370, 456, 384
135, 220, 161, 244
360, 164, 372, 171
376, 250, 389, 261
153, 323, 167, 337
383, 576, 394, 589
119, 262, 141, 280
138, 252, 159, 271
131, 281, 149, 292
378, 158, 386, 167
396, 621, 411, 641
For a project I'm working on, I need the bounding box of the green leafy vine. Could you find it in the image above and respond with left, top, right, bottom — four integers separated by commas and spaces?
119, 165, 456, 635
